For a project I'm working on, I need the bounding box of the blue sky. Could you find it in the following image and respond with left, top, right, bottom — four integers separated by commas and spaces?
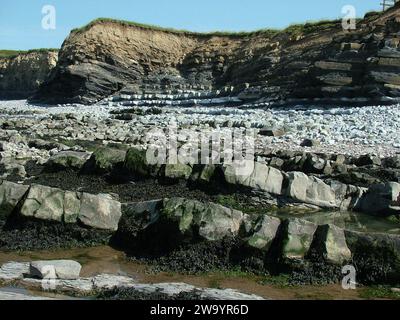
1, 0, 381, 50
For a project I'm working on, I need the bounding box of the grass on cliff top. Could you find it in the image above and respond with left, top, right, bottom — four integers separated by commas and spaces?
70, 17, 280, 38
69, 7, 385, 39
70, 17, 347, 38
0, 48, 58, 59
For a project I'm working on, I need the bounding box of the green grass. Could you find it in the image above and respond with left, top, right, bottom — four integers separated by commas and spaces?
72, 10, 383, 39
71, 17, 281, 38
0, 48, 58, 59
71, 17, 351, 39
359, 286, 400, 300
259, 274, 292, 289
284, 19, 342, 37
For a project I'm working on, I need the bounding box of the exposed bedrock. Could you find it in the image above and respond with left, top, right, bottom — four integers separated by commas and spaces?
0, 261, 264, 300
0, 179, 399, 284
30, 4, 400, 105
116, 197, 400, 284
0, 50, 58, 99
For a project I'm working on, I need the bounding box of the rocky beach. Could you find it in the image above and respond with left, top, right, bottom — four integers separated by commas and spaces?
1, 3, 400, 301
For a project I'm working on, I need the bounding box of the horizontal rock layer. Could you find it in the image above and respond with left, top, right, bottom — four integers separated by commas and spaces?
0, 180, 121, 231
30, 5, 400, 105
0, 261, 264, 300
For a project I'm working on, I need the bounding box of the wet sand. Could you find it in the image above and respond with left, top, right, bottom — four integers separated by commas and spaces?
0, 246, 364, 300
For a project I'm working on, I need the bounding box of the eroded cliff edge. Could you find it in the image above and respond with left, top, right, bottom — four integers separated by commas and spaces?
31, 4, 400, 105
0, 50, 58, 99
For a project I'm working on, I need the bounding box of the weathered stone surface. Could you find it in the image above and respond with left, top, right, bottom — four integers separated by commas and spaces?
310, 224, 352, 265
223, 163, 284, 195
0, 180, 29, 218
344, 230, 400, 284
259, 127, 285, 137
124, 147, 156, 177
22, 276, 264, 300
190, 165, 217, 183
359, 182, 400, 216
0, 289, 55, 300
20, 184, 65, 222
46, 151, 91, 171
162, 198, 244, 241
85, 147, 126, 173
78, 193, 122, 231
286, 172, 337, 208
30, 8, 400, 106
280, 218, 318, 259
18, 183, 121, 230
355, 154, 382, 166
29, 260, 82, 280
0, 50, 58, 99
63, 191, 81, 223
123, 198, 244, 244
0, 262, 29, 281
302, 154, 326, 173
329, 180, 366, 211
301, 139, 320, 147
247, 215, 281, 251
163, 163, 192, 180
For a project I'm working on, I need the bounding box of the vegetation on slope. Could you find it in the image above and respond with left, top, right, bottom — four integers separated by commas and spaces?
0, 48, 58, 59
69, 17, 351, 39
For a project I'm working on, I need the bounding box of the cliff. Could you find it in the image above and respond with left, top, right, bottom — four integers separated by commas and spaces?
31, 4, 400, 105
0, 50, 58, 99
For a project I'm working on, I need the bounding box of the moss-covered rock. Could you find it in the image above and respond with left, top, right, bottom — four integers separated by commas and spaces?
116, 198, 244, 255
84, 147, 126, 174
279, 218, 318, 260
45, 151, 91, 171
124, 147, 158, 178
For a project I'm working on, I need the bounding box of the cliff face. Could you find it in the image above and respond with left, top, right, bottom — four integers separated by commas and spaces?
0, 50, 58, 99
32, 4, 400, 105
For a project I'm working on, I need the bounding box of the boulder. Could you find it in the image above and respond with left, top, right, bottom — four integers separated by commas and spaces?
345, 230, 400, 284
359, 182, 400, 216
301, 139, 320, 147
19, 184, 122, 230
162, 163, 192, 180
20, 184, 66, 222
310, 224, 351, 265
124, 147, 157, 177
285, 172, 337, 208
29, 260, 81, 280
383, 156, 400, 169
85, 147, 126, 173
124, 198, 244, 245
329, 180, 366, 211
28, 139, 68, 151
190, 165, 217, 184
0, 180, 29, 218
2, 163, 26, 178
247, 215, 281, 251
0, 262, 30, 281
259, 127, 285, 137
279, 218, 318, 259
46, 151, 91, 171
223, 162, 284, 195
302, 154, 326, 174
78, 193, 122, 231
161, 198, 244, 241
355, 154, 382, 167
